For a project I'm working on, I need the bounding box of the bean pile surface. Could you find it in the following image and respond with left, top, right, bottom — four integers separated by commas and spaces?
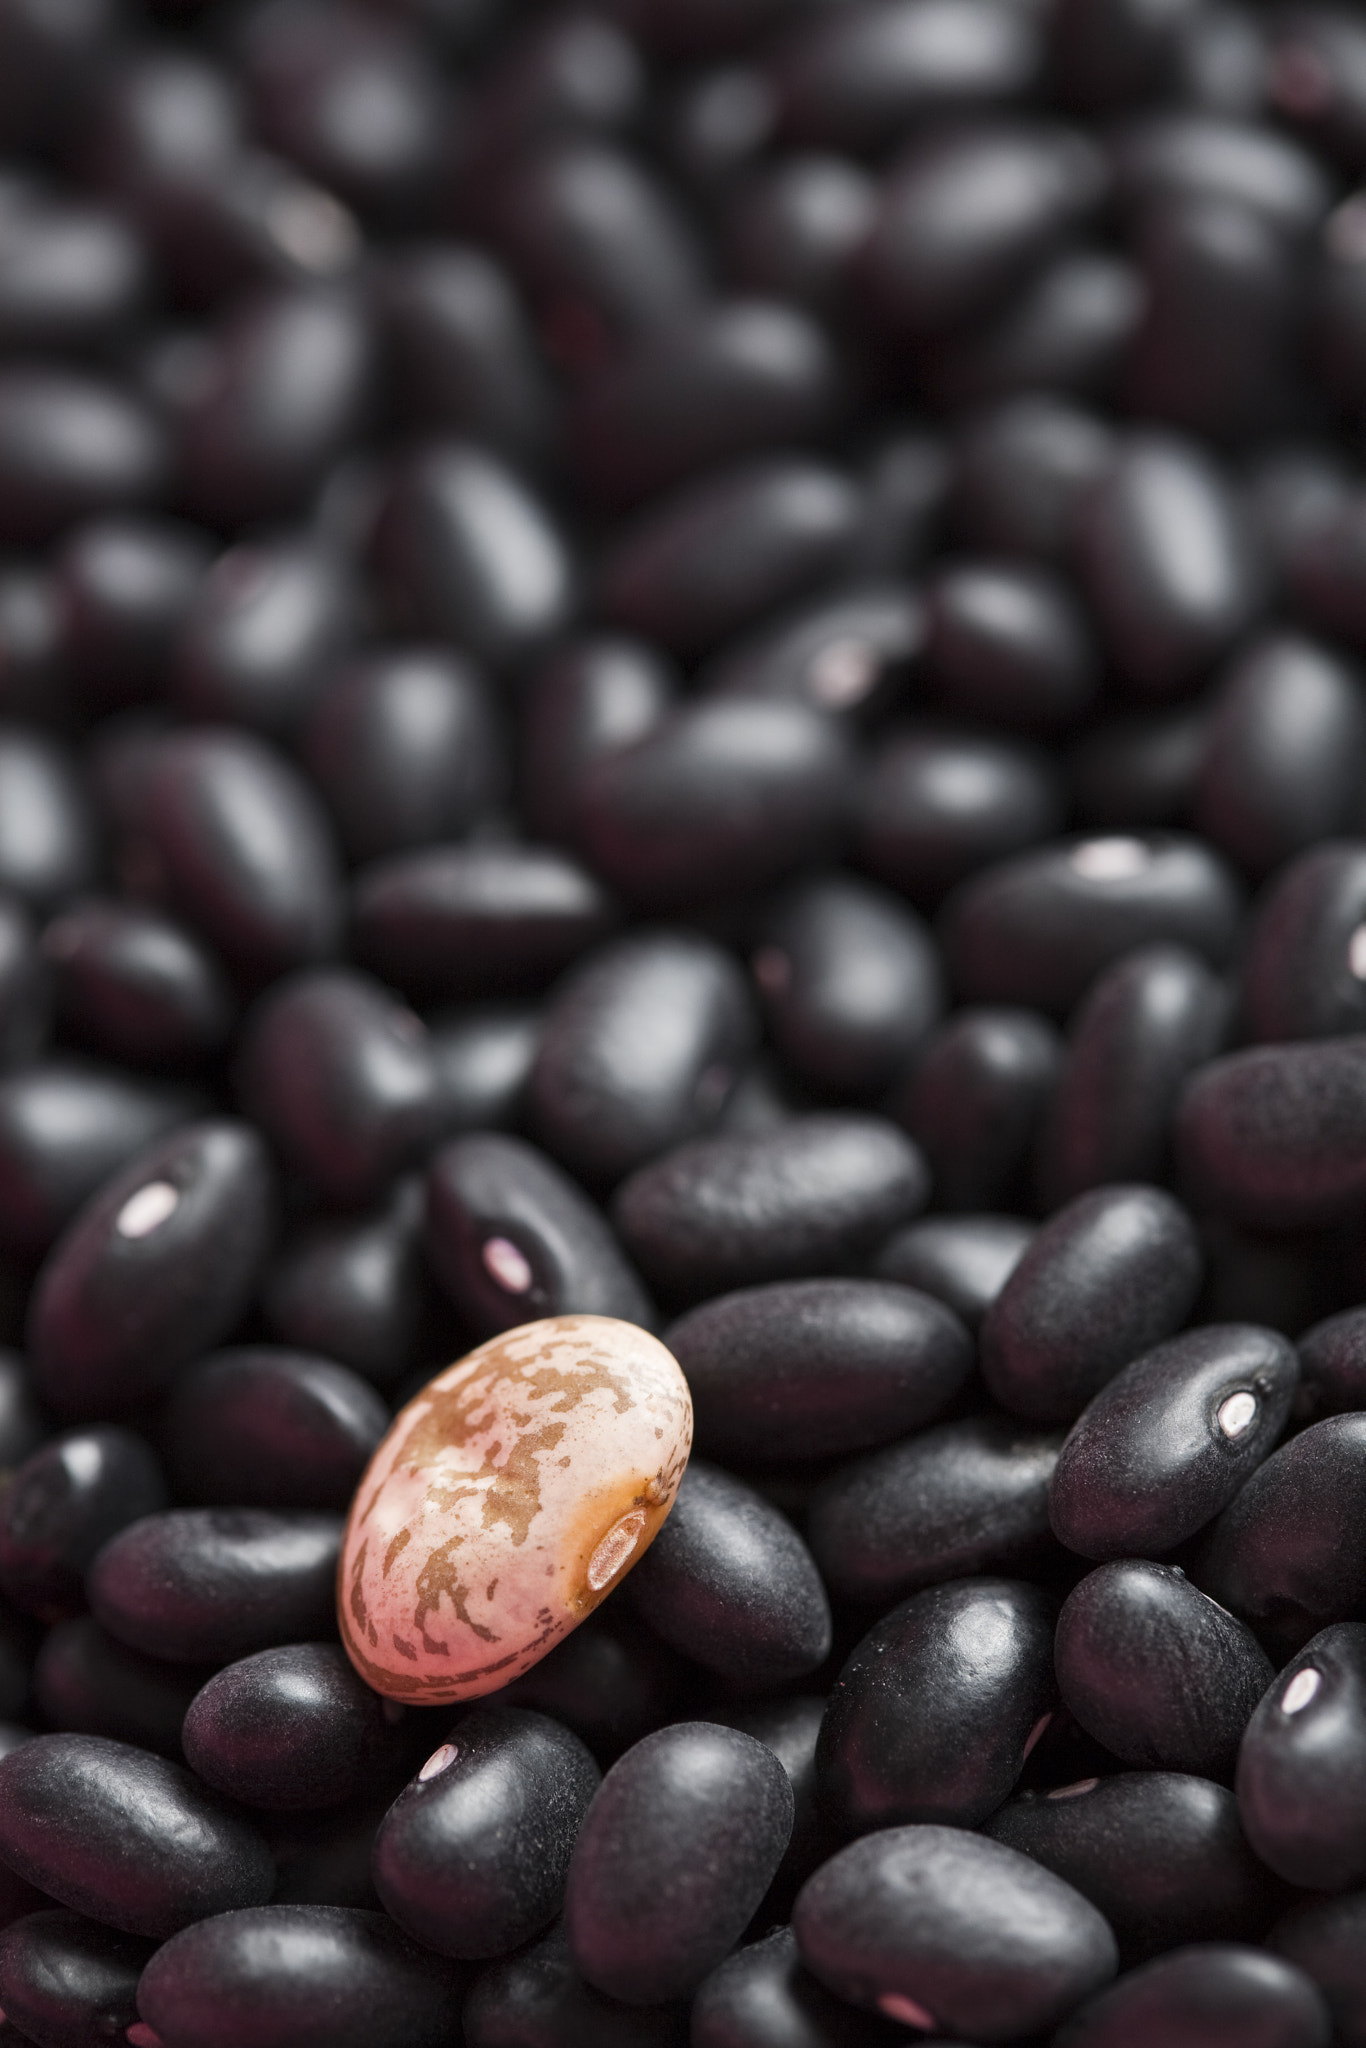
2, 0, 1366, 2040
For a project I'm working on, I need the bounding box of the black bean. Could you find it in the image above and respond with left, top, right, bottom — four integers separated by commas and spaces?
0, 1061, 194, 1258
699, 583, 926, 722
0, 1909, 152, 2048
0, 727, 99, 918
713, 1693, 835, 1910
624, 1459, 830, 1686
565, 1722, 794, 2004
1115, 115, 1331, 238
723, 155, 878, 318
428, 1004, 542, 1136
692, 1924, 896, 2048
1056, 1943, 1330, 2048
985, 1773, 1286, 1966
520, 635, 677, 850
464, 1920, 688, 2048
0, 1352, 41, 1473
529, 930, 756, 1184
856, 721, 1066, 905
794, 1823, 1117, 2039
0, 1426, 166, 1619
666, 63, 776, 196
172, 535, 358, 738
1196, 1415, 1366, 1655
919, 247, 1144, 412
1239, 844, 1366, 1045
1270, 1893, 1366, 2048
871, 1211, 1034, 1326
596, 460, 864, 661
352, 844, 618, 1003
858, 122, 1108, 335
896, 1005, 1061, 1209
579, 699, 856, 909
571, 300, 843, 507
263, 1789, 392, 1913
32, 1616, 208, 1759
126, 727, 344, 986
1069, 703, 1211, 832
368, 440, 575, 666
135, 1904, 464, 2048
0, 369, 169, 548
1056, 1559, 1274, 1779
1287, 488, 1366, 654
374, 1705, 599, 1958
160, 1346, 388, 1511
1298, 1306, 1366, 1420
55, 514, 211, 712
88, 1507, 342, 1664
27, 1118, 275, 1419
1236, 1623, 1366, 1889
425, 1130, 653, 1335
77, 47, 244, 216
613, 1114, 928, 1302
981, 1183, 1202, 1422
854, 429, 954, 576
1246, 448, 1352, 588
951, 393, 1116, 563
1038, 945, 1230, 1203
1075, 432, 1263, 697
808, 1412, 1064, 1605
43, 901, 235, 1071
0, 1732, 273, 1937
501, 1607, 690, 1766
184, 1641, 395, 1812
463, 12, 646, 176
1178, 1037, 1366, 1230
0, 896, 45, 1072
923, 558, 1099, 734
263, 1178, 427, 1389
943, 833, 1244, 1017
667, 1276, 972, 1464
817, 1577, 1055, 1834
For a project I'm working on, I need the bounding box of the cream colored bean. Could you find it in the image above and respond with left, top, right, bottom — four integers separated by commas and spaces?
338, 1314, 692, 1704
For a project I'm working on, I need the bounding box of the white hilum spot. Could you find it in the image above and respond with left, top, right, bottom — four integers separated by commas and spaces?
1022, 1712, 1051, 1758
587, 1508, 647, 1591
878, 1992, 936, 2030
419, 1743, 460, 1781
1283, 1667, 1322, 1715
1047, 1778, 1100, 1801
809, 638, 878, 707
115, 1181, 180, 1240
482, 1237, 533, 1293
1348, 923, 1366, 980
1217, 1390, 1258, 1438
1070, 837, 1150, 881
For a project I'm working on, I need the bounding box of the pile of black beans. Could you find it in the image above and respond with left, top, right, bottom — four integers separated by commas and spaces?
8, 0, 1366, 2041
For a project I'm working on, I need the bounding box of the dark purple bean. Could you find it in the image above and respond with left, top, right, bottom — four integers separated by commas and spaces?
172, 536, 359, 738
1239, 844, 1366, 1044
428, 1004, 542, 1136
1049, 1324, 1298, 1561
896, 1005, 1061, 1209
0, 370, 169, 548
1270, 1892, 1366, 2048
0, 1427, 165, 1620
137, 144, 363, 312
918, 247, 1144, 412
32, 1616, 208, 1759
808, 1414, 1063, 1606
263, 1178, 427, 1389
160, 1347, 388, 1511
236, 968, 438, 1207
1051, 0, 1202, 112
1178, 1036, 1366, 1230
1196, 1415, 1366, 1655
817, 1577, 1055, 1834
0, 1908, 152, 2047
1287, 488, 1366, 653
667, 1276, 971, 1463
943, 833, 1243, 1016
28, 1118, 274, 1420
520, 636, 677, 849
699, 583, 926, 722
723, 155, 877, 316
570, 300, 843, 506
713, 1695, 833, 1911
623, 1459, 831, 1686
951, 393, 1116, 562
369, 440, 574, 666
1056, 1560, 1274, 1780
566, 1723, 794, 2004
580, 699, 856, 910
0, 727, 99, 917
136, 1904, 463, 2048
1038, 944, 1230, 1202
352, 844, 618, 1003
794, 1824, 1117, 2040
692, 1924, 894, 2048
922, 559, 1098, 734
374, 1705, 600, 1958
1115, 113, 1332, 240
1298, 1306, 1366, 1420
501, 1608, 692, 1767
464, 1918, 687, 2048
859, 122, 1109, 335
665, 63, 776, 196
529, 929, 757, 1184
264, 1789, 392, 1912
598, 459, 863, 661
0, 1353, 41, 1473
42, 901, 235, 1069
1069, 703, 1211, 831
375, 243, 554, 460
1237, 1623, 1366, 1889
302, 647, 505, 864
0, 1732, 272, 1936
986, 1774, 1286, 1966
613, 1114, 927, 1302
871, 1211, 1034, 1327
184, 1641, 394, 1812
425, 1131, 652, 1336
856, 721, 1065, 905
1055, 1944, 1329, 2048
1246, 446, 1352, 586
1075, 432, 1263, 697
462, 10, 646, 173
0, 1062, 194, 1259
981, 1184, 1203, 1423
55, 515, 211, 712
0, 567, 64, 725
78, 47, 243, 205
125, 727, 344, 985
88, 1508, 342, 1664
854, 428, 953, 575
